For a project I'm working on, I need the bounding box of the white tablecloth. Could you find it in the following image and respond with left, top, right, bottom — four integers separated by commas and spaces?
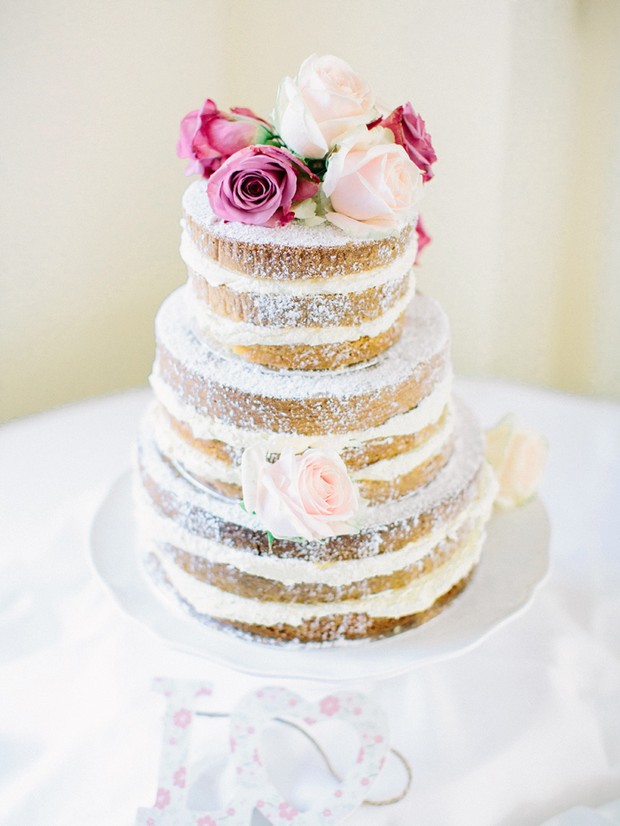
1, 379, 619, 825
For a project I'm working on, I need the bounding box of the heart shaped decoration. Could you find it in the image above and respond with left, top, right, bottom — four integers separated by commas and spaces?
228, 685, 390, 825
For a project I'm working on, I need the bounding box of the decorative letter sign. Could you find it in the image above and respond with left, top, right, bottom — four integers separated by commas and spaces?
136, 679, 391, 825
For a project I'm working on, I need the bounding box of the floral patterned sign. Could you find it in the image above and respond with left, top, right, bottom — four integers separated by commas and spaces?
135, 679, 391, 825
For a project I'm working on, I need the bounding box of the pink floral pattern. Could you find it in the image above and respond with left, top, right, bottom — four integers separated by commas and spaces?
155, 787, 170, 810
172, 766, 186, 788
172, 708, 192, 728
279, 800, 299, 820
319, 695, 341, 716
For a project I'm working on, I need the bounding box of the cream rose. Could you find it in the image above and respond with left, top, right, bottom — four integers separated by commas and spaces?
273, 54, 376, 159
241, 445, 361, 541
322, 127, 423, 237
485, 415, 548, 509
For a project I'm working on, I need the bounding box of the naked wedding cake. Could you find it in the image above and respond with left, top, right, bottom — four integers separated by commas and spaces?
134, 55, 503, 644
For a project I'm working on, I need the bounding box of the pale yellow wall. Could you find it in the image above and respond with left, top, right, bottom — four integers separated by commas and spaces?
2, 0, 619, 422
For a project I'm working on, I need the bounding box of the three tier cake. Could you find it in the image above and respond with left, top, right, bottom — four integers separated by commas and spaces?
134, 55, 498, 644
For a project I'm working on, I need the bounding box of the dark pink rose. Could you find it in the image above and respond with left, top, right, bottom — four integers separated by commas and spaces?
177, 99, 271, 178
207, 145, 320, 227
415, 215, 431, 264
372, 103, 437, 182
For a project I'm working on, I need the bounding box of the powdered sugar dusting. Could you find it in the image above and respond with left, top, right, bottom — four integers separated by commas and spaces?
154, 286, 449, 403
184, 180, 391, 248
187, 269, 413, 330
182, 181, 417, 281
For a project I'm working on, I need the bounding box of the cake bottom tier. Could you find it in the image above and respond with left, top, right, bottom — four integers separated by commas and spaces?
134, 400, 496, 646
146, 551, 476, 643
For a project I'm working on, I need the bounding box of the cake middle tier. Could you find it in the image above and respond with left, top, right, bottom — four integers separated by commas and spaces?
150, 287, 453, 504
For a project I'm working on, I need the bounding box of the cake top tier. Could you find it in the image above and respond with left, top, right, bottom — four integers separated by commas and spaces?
176, 54, 437, 244
183, 180, 416, 280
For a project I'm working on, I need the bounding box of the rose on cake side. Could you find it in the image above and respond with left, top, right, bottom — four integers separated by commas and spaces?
415, 215, 431, 263
241, 446, 362, 542
206, 145, 320, 227
485, 415, 548, 509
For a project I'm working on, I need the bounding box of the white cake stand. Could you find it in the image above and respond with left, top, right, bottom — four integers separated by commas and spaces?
90, 472, 550, 683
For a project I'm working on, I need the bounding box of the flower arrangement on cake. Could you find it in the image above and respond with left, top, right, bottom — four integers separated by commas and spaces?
176, 53, 436, 242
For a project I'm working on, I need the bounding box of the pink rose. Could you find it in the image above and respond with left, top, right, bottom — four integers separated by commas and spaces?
322, 127, 423, 238
241, 446, 361, 541
415, 215, 431, 263
373, 103, 437, 182
177, 99, 271, 178
207, 145, 319, 227
485, 416, 548, 508
273, 54, 376, 159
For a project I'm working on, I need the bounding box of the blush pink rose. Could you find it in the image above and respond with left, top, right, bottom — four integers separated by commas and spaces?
241, 446, 361, 541
485, 415, 548, 508
177, 99, 271, 178
372, 103, 437, 182
273, 54, 376, 159
207, 145, 319, 227
322, 127, 423, 238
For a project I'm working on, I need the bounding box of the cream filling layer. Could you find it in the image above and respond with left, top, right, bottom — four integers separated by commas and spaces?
150, 373, 453, 455
351, 419, 453, 482
180, 229, 417, 296
188, 278, 415, 346
137, 463, 495, 588
148, 525, 486, 625
151, 404, 454, 487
